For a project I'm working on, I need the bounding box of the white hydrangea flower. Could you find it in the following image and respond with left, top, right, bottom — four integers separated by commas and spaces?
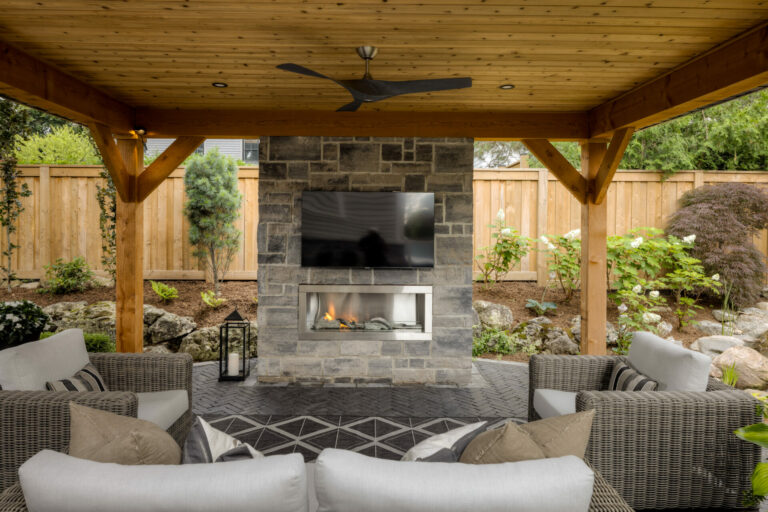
617, 303, 628, 313
649, 290, 660, 299
547, 242, 556, 251
500, 228, 511, 236
683, 234, 696, 244
630, 236, 644, 249
642, 312, 662, 324
539, 235, 549, 244
712, 273, 720, 281
549, 272, 556, 280
496, 208, 505, 221
632, 284, 643, 294
563, 229, 581, 240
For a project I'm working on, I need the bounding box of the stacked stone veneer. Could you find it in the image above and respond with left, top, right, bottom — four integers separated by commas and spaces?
257, 136, 474, 385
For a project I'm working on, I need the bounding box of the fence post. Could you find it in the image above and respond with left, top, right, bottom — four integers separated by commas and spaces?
693, 170, 704, 189
536, 168, 548, 286
38, 166, 50, 275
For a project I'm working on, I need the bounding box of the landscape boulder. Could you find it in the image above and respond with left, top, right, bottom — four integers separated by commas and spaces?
542, 331, 579, 355
690, 335, 745, 359
46, 301, 116, 334
472, 300, 515, 331
471, 306, 482, 338
143, 343, 173, 354
656, 321, 673, 338
694, 320, 738, 337
712, 309, 739, 323
146, 311, 196, 344
569, 316, 618, 345
711, 346, 768, 390
735, 308, 768, 341
178, 321, 258, 362
143, 305, 167, 326
757, 302, 768, 312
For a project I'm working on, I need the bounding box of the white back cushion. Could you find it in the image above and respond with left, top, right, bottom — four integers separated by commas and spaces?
628, 331, 711, 391
20, 450, 308, 512
0, 329, 89, 390
314, 449, 594, 512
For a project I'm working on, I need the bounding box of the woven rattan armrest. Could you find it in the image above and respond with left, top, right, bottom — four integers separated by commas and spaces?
89, 352, 192, 398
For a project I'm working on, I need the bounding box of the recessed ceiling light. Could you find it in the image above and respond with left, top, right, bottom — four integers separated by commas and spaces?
499, 84, 515, 90
211, 82, 228, 88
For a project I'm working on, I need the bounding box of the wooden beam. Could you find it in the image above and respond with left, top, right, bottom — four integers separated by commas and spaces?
580, 141, 608, 356
88, 123, 131, 202
589, 22, 768, 138
115, 137, 144, 354
591, 127, 634, 204
0, 41, 133, 133
137, 136, 205, 202
522, 139, 588, 203
135, 109, 590, 140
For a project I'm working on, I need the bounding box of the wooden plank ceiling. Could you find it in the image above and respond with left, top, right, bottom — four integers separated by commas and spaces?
1, 0, 766, 116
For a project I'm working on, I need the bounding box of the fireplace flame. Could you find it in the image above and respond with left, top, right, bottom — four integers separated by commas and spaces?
323, 312, 333, 321
321, 302, 356, 329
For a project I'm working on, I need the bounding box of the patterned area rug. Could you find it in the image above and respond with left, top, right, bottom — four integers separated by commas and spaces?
202, 414, 520, 461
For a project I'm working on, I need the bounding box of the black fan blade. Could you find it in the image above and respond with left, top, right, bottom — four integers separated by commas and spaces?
276, 63, 332, 81
336, 100, 363, 112
373, 77, 472, 96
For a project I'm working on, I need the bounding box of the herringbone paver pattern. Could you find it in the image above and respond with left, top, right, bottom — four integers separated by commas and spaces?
193, 360, 528, 419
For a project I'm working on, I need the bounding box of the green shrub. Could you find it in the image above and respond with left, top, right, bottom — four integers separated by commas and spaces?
201, 290, 226, 309
539, 230, 581, 302
0, 300, 49, 349
151, 280, 179, 303
39, 257, 93, 294
184, 149, 242, 296
525, 299, 557, 316
15, 125, 101, 165
40, 331, 115, 352
472, 327, 537, 357
475, 210, 530, 288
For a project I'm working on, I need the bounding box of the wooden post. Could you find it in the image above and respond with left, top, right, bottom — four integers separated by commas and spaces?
536, 168, 549, 286
115, 137, 144, 353
580, 141, 608, 355
38, 166, 50, 271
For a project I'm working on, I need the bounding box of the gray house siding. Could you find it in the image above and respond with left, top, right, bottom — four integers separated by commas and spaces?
145, 138, 254, 163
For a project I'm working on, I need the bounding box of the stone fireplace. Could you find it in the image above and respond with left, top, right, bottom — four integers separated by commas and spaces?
257, 136, 474, 385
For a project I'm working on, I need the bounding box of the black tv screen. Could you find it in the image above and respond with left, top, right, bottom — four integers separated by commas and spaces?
301, 192, 435, 268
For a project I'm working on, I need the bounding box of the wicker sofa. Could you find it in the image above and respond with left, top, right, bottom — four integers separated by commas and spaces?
529, 351, 760, 510
0, 345, 193, 495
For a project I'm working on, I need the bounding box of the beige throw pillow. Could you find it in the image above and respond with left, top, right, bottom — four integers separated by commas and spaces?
68, 402, 181, 465
460, 410, 595, 464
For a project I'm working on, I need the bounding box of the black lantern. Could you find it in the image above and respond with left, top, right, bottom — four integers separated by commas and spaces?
219, 309, 250, 381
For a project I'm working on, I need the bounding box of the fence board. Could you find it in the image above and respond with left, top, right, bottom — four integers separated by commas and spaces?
5, 166, 768, 282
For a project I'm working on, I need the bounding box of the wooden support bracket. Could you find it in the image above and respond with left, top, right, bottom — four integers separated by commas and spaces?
137, 136, 205, 202
88, 123, 132, 202
591, 127, 634, 204
522, 139, 587, 204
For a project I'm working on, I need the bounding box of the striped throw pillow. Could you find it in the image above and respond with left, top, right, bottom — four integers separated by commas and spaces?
608, 361, 658, 392
46, 363, 108, 392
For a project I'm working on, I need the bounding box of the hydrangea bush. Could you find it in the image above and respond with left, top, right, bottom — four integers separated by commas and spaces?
0, 300, 49, 349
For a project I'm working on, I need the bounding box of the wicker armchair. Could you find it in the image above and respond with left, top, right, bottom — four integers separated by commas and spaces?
0, 352, 193, 494
529, 354, 760, 510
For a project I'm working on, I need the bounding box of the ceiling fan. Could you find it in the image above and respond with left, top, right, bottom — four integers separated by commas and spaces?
276, 46, 472, 112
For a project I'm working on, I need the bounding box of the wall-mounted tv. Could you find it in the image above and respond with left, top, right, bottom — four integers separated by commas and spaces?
301, 192, 435, 268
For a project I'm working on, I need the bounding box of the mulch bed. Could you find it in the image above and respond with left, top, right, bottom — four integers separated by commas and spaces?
0, 280, 258, 328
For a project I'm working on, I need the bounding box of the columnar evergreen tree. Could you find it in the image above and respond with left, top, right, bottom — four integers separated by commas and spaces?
183, 149, 242, 296
0, 99, 32, 290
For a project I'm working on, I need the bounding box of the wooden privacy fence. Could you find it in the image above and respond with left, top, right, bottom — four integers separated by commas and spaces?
9, 165, 259, 280
473, 168, 768, 283
5, 165, 768, 281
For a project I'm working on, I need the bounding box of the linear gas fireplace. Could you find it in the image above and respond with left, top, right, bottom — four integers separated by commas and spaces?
298, 285, 432, 341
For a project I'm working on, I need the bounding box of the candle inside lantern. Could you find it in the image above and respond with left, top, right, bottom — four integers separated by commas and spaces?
227, 352, 240, 377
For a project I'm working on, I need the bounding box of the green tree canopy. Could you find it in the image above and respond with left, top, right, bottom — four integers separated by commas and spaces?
475, 89, 768, 175
15, 125, 101, 165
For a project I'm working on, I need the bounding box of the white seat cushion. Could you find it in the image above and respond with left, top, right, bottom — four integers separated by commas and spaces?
0, 329, 89, 390
314, 448, 594, 512
533, 389, 577, 418
137, 390, 189, 430
20, 450, 308, 512
628, 331, 711, 391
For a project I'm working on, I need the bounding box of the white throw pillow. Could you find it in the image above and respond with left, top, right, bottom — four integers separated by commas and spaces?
182, 416, 263, 463
628, 331, 711, 391
0, 329, 89, 390
315, 449, 594, 512
20, 450, 308, 512
401, 421, 486, 462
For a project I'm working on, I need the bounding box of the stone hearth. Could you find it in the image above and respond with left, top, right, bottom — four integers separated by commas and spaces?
257, 136, 474, 385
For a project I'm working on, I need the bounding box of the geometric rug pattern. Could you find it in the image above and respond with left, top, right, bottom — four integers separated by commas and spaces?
202, 414, 521, 462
